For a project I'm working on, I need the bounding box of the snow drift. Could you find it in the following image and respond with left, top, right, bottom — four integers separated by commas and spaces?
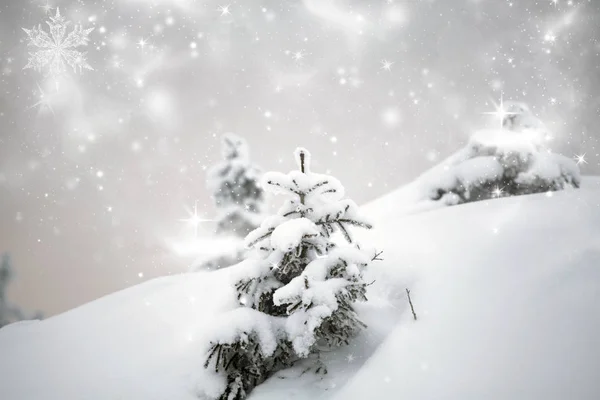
369, 102, 581, 221
1, 178, 600, 400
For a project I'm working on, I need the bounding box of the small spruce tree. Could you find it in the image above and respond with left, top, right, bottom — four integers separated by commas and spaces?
207, 134, 265, 238
195, 134, 266, 271
0, 253, 42, 328
426, 101, 580, 206
0, 253, 18, 328
203, 148, 377, 400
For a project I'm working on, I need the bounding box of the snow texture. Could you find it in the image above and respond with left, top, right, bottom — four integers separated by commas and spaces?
2, 178, 600, 400
190, 236, 247, 272
270, 218, 319, 252
207, 307, 282, 357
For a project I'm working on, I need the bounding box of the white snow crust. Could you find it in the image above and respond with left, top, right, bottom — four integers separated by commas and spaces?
2, 178, 600, 400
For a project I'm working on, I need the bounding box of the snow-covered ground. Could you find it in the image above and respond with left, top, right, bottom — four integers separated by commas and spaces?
2, 178, 600, 399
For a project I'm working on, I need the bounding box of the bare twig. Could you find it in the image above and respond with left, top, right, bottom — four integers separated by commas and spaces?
406, 288, 417, 321
371, 250, 384, 262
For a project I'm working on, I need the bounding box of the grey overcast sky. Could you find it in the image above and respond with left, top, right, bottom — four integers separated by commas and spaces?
1, 0, 599, 316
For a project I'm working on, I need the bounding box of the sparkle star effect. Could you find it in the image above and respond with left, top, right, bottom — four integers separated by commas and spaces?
492, 186, 504, 198
218, 5, 231, 16
483, 94, 518, 129
137, 37, 152, 51
574, 154, 587, 165
111, 56, 123, 69
28, 83, 55, 115
544, 32, 556, 43
22, 7, 94, 77
293, 51, 304, 61
381, 59, 394, 71
38, 1, 53, 13
179, 201, 212, 238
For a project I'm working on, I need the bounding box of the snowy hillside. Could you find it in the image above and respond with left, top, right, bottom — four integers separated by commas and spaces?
2, 178, 600, 399
369, 103, 582, 222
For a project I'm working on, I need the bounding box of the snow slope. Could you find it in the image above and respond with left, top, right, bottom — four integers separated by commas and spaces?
2, 178, 600, 399
334, 177, 600, 400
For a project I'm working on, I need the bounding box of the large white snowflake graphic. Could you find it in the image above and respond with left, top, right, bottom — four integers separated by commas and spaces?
22, 8, 94, 77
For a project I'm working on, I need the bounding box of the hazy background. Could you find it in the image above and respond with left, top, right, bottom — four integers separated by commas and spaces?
1, 0, 599, 316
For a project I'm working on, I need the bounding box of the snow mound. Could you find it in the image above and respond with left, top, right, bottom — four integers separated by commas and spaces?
270, 218, 320, 252
334, 177, 600, 400
2, 178, 600, 400
0, 270, 240, 400
370, 128, 580, 221
166, 235, 246, 272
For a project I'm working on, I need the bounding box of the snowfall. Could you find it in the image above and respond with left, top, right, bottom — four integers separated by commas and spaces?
2, 177, 600, 400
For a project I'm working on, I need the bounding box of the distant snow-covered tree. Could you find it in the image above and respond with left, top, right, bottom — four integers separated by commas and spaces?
0, 253, 19, 328
0, 253, 41, 329
192, 245, 246, 271
207, 133, 265, 237
422, 101, 580, 206
501, 101, 548, 133
194, 134, 266, 271
202, 148, 378, 400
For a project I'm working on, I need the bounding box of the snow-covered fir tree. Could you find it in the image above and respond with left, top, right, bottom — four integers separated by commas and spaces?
207, 133, 265, 237
0, 254, 24, 328
202, 148, 378, 400
194, 134, 266, 271
422, 101, 580, 206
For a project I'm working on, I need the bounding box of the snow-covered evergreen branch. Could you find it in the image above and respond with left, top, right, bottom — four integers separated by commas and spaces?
203, 147, 379, 400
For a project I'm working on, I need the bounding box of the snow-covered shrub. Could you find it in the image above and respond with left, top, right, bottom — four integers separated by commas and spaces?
203, 148, 378, 400
424, 102, 580, 205
207, 134, 265, 237
195, 134, 266, 271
